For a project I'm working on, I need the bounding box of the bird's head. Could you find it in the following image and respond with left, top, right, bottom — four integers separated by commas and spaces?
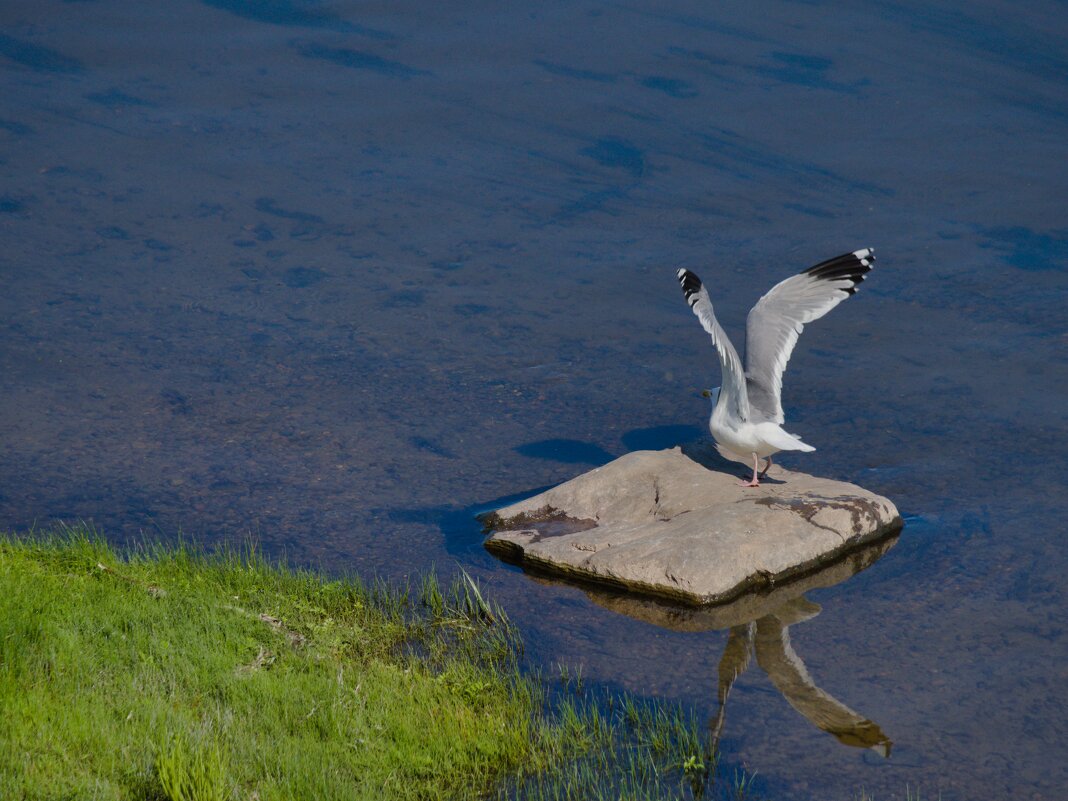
701, 387, 721, 405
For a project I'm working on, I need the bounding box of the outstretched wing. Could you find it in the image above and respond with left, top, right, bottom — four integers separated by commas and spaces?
676, 268, 750, 423
744, 248, 874, 424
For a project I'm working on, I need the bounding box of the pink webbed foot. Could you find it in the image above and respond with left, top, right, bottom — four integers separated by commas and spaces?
739, 453, 761, 487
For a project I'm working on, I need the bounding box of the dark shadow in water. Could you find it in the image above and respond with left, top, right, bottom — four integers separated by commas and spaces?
86, 89, 157, 109
580, 136, 647, 177
293, 41, 431, 79
515, 439, 616, 465
201, 0, 394, 39
386, 485, 557, 558
620, 424, 704, 452
0, 33, 85, 74
529, 534, 898, 760
254, 196, 324, 223
533, 59, 617, 83
751, 51, 867, 95
978, 224, 1068, 272
517, 426, 703, 466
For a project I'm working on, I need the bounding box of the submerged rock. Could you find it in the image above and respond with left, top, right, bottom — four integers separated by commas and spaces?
483, 446, 902, 606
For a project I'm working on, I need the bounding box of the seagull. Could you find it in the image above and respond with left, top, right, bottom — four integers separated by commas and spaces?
676, 248, 875, 487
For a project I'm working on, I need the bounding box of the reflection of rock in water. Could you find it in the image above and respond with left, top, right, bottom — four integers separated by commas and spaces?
569, 533, 899, 756
574, 533, 898, 631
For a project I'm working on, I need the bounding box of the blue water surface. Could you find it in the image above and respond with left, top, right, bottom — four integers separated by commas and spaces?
2, 2, 1066, 799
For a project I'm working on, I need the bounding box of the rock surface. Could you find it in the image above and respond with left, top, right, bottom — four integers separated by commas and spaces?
483, 446, 903, 606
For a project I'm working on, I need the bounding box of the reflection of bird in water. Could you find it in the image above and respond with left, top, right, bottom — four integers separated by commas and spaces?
676, 249, 875, 487
708, 622, 755, 748
709, 596, 892, 758
564, 532, 898, 776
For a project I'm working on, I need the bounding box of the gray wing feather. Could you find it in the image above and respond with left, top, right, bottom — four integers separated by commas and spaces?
744, 249, 875, 424
676, 268, 750, 423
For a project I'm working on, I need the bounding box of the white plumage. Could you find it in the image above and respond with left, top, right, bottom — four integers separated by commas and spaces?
676, 248, 875, 486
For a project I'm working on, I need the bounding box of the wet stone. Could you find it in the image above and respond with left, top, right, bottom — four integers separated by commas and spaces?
483, 446, 903, 606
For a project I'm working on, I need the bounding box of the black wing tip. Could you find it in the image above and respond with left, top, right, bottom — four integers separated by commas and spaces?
676, 268, 703, 307
803, 247, 875, 290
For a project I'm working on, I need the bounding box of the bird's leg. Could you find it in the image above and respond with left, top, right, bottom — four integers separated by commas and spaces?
739, 453, 761, 488
758, 456, 773, 479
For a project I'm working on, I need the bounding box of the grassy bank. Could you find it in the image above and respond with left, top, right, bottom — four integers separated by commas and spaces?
0, 529, 539, 799
1, 528, 746, 801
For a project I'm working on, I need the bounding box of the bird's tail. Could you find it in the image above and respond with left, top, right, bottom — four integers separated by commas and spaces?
765, 427, 816, 453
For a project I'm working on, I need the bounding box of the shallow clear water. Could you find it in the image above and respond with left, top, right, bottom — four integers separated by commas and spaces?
2, 2, 1066, 798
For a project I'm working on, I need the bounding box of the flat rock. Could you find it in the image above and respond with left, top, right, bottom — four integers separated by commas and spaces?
483, 446, 903, 606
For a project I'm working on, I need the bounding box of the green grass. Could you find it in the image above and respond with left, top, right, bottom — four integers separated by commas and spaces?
0, 526, 762, 800
856, 790, 937, 801
496, 688, 759, 801
0, 528, 535, 800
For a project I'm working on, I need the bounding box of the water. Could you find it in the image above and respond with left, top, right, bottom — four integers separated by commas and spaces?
2, 2, 1066, 798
